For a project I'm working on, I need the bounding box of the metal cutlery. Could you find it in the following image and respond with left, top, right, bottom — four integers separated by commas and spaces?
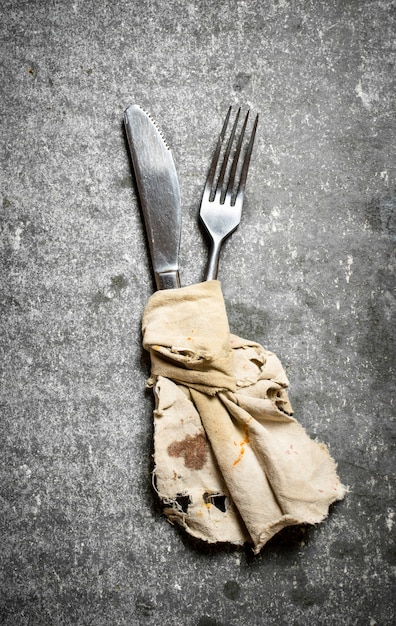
124, 104, 181, 290
124, 104, 258, 289
199, 107, 259, 281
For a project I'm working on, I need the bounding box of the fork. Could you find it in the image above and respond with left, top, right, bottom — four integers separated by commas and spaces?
199, 106, 259, 281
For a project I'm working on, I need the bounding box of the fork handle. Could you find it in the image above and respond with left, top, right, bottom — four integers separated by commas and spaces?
204, 238, 222, 281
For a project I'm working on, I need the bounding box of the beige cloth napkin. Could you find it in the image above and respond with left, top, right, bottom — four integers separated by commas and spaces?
142, 280, 345, 553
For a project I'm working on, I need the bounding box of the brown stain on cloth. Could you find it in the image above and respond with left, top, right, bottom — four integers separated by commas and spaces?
168, 433, 208, 470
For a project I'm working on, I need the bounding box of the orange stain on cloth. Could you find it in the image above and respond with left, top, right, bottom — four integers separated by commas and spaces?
233, 427, 250, 466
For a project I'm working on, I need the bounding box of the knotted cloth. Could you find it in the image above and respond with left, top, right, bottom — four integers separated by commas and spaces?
142, 280, 345, 553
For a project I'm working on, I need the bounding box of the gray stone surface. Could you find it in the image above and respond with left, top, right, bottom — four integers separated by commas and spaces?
1, 0, 395, 624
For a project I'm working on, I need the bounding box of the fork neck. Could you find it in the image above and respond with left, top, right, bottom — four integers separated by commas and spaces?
204, 238, 222, 281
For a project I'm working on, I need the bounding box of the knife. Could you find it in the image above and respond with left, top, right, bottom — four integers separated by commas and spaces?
124, 104, 181, 290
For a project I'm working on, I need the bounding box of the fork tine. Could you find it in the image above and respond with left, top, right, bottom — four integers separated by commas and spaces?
225, 109, 250, 204
203, 106, 232, 199
234, 112, 259, 205
216, 107, 241, 202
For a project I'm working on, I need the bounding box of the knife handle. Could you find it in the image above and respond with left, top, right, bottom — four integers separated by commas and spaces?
156, 270, 181, 290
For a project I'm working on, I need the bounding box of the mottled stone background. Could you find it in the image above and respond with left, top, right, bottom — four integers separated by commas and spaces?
1, 0, 395, 624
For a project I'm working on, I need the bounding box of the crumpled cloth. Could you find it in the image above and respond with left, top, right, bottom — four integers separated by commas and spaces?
142, 280, 346, 553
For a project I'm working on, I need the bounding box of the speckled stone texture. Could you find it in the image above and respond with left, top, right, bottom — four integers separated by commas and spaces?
1, 0, 395, 624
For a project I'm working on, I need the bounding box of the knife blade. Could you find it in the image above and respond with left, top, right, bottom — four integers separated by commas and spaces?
124, 104, 181, 290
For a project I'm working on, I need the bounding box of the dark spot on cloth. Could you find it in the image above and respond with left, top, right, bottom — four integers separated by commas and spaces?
168, 433, 208, 469
203, 492, 227, 512
223, 580, 241, 600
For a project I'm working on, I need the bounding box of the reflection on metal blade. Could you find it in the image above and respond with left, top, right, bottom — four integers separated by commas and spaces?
124, 104, 181, 290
